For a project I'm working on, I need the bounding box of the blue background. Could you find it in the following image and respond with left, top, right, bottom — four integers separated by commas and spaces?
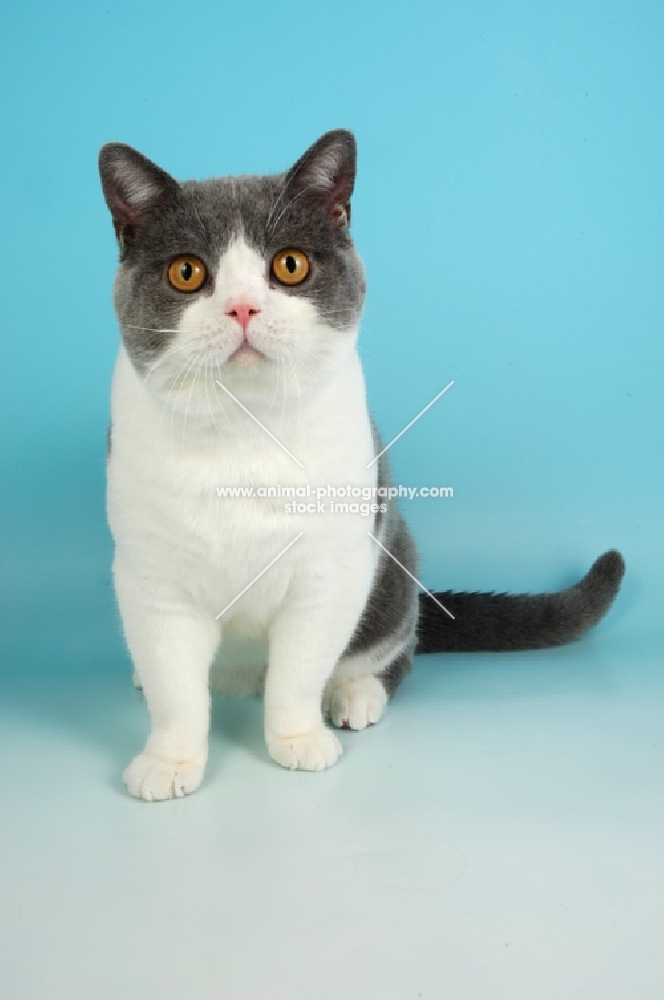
1, 2, 662, 998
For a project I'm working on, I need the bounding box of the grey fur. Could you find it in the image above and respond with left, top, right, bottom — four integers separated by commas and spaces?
342, 428, 419, 696
415, 549, 625, 653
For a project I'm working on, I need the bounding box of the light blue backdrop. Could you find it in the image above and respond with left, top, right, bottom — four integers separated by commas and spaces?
2, 5, 663, 997
0, 0, 660, 654
3, 0, 661, 652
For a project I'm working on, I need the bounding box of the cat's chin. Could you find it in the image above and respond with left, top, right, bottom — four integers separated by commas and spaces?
226, 343, 268, 368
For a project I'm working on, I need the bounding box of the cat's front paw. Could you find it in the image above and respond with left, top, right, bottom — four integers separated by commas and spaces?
123, 752, 205, 801
267, 727, 342, 772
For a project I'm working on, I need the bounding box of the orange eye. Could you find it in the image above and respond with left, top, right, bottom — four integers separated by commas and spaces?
271, 249, 310, 286
167, 256, 207, 292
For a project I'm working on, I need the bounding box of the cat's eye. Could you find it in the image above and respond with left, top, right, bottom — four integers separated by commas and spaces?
271, 249, 310, 286
167, 256, 207, 292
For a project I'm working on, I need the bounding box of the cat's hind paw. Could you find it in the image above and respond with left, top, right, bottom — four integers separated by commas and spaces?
325, 675, 388, 730
267, 727, 342, 772
123, 752, 204, 801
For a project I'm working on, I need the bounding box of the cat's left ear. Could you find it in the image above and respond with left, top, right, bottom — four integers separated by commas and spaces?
98, 143, 179, 248
285, 129, 357, 228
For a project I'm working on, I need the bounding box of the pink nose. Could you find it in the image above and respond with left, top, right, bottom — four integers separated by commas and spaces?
226, 303, 260, 333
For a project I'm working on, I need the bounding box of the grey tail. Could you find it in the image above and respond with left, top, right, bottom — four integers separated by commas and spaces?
415, 550, 625, 654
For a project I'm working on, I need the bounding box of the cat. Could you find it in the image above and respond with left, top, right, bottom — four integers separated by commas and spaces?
98, 129, 624, 801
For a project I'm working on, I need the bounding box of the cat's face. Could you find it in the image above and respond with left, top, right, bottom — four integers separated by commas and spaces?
99, 131, 365, 414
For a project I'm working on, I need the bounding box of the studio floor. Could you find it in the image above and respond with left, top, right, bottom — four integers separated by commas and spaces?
2, 466, 662, 1000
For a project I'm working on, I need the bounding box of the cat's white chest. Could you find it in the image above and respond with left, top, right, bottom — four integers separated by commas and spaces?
107, 347, 375, 627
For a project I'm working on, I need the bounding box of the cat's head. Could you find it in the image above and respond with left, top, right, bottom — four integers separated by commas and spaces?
99, 130, 365, 413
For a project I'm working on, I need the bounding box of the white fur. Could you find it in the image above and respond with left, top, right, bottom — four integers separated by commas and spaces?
324, 675, 389, 730
110, 237, 381, 799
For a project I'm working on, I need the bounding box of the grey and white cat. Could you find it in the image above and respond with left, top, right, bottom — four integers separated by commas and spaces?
99, 130, 624, 801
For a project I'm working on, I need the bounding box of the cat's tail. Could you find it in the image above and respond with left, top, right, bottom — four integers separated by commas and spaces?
415, 550, 625, 654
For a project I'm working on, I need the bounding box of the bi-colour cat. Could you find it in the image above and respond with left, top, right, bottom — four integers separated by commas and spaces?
99, 130, 624, 801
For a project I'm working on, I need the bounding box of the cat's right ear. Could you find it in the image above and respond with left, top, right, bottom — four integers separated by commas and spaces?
98, 144, 179, 248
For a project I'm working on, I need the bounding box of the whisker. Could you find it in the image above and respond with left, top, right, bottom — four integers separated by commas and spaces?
182, 348, 204, 447
162, 351, 200, 456
212, 359, 239, 433
356, 344, 382, 361
125, 324, 183, 335
285, 349, 302, 434
270, 353, 282, 409
278, 354, 287, 428
266, 183, 321, 235
139, 341, 192, 386
203, 349, 228, 439
128, 341, 192, 448
264, 152, 316, 233
190, 195, 208, 240
264, 174, 291, 233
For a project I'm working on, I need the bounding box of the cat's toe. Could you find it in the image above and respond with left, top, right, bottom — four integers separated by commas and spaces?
123, 752, 204, 801
326, 675, 388, 731
267, 727, 342, 771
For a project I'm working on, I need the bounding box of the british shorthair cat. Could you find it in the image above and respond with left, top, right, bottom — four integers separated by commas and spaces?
99, 130, 624, 801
